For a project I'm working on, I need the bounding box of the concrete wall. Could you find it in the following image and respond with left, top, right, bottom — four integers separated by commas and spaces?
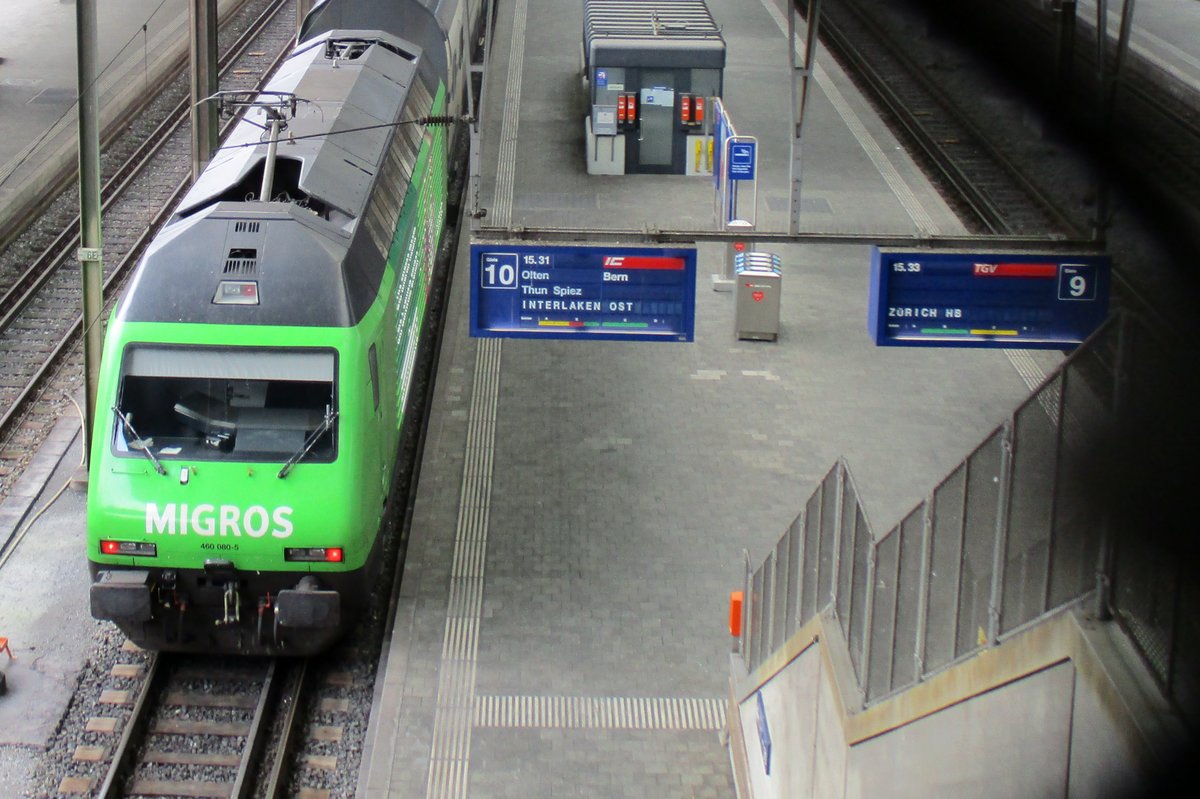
847, 663, 1073, 798
732, 610, 1168, 799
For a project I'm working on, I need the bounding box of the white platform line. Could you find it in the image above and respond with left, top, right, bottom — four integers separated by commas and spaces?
425, 335, 504, 799
424, 3, 523, 772
474, 696, 727, 731
492, 0, 529, 227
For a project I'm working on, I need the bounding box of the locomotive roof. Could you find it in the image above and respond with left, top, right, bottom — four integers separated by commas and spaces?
117, 29, 430, 329
173, 29, 421, 223
117, 203, 371, 328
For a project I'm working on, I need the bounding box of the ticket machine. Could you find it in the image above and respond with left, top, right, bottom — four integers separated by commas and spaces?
583, 0, 725, 176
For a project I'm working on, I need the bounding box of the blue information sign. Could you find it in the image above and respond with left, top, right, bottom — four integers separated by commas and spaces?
470, 244, 697, 342
755, 691, 772, 776
868, 247, 1110, 348
727, 140, 756, 181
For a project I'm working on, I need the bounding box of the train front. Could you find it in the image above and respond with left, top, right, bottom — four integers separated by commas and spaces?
85, 28, 420, 653
85, 202, 386, 655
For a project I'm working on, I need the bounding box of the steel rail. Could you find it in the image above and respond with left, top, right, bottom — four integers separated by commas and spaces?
231, 658, 285, 799
812, 0, 1183, 340
0, 0, 294, 459
817, 0, 1084, 238
96, 653, 167, 799
0, 0, 260, 252
1107, 80, 1200, 227
965, 0, 1200, 226
262, 659, 311, 798
97, 656, 291, 798
0, 0, 291, 337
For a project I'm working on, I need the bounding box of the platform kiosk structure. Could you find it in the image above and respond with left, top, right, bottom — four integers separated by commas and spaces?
582, 0, 725, 176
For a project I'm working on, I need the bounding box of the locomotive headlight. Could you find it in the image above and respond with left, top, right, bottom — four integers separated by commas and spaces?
285, 547, 344, 563
100, 540, 158, 557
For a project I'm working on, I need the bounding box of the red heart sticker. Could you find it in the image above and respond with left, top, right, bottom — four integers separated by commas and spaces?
752, 291, 764, 302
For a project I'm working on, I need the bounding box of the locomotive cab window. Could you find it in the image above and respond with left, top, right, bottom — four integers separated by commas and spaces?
113, 345, 338, 464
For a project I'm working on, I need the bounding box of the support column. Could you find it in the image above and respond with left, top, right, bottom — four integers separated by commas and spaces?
789, 0, 822, 237
76, 0, 103, 470
1092, 0, 1138, 243
1052, 1, 1077, 105
190, 0, 219, 180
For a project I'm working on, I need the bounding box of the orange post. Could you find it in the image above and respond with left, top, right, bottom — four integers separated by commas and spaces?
0, 636, 13, 659
729, 591, 744, 637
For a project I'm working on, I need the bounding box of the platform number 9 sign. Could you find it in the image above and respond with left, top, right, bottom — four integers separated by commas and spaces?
480, 253, 518, 289
1057, 263, 1097, 301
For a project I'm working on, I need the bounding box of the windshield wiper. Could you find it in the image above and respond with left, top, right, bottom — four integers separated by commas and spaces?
278, 407, 338, 479
112, 406, 166, 476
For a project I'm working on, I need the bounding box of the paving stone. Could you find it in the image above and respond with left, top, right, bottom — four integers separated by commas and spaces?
366, 0, 1052, 796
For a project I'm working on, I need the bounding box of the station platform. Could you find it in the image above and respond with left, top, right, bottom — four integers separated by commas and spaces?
357, 0, 1063, 795
0, 0, 1198, 797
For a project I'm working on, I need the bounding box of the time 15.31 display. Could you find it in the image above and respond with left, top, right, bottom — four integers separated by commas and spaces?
470, 244, 697, 342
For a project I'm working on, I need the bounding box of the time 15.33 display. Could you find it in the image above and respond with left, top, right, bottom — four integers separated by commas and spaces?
868, 248, 1110, 348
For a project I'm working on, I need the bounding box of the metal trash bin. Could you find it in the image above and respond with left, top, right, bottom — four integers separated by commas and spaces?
735, 252, 781, 341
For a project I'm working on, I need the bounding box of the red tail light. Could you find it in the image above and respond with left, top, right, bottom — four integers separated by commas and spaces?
100, 540, 157, 557
285, 547, 345, 563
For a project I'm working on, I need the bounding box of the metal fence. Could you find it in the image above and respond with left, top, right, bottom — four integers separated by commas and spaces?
740, 311, 1198, 719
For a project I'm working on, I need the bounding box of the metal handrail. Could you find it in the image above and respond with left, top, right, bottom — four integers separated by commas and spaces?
739, 310, 1195, 722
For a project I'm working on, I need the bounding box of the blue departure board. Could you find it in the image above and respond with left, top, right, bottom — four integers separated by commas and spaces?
470, 244, 696, 342
868, 248, 1111, 348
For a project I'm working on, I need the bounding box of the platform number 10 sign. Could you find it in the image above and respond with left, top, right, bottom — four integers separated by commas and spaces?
480, 253, 518, 289
1058, 263, 1097, 301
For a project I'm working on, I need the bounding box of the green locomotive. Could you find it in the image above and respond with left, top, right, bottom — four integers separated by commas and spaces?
88, 0, 481, 654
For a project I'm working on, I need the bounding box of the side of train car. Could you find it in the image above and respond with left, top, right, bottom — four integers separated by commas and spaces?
87, 0, 483, 655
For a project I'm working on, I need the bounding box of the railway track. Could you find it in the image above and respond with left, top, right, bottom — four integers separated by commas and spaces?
817, 0, 1084, 238
816, 0, 1194, 333
0, 0, 297, 508
39, 122, 472, 799
1114, 75, 1200, 231
92, 653, 310, 798
924, 0, 1200, 230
